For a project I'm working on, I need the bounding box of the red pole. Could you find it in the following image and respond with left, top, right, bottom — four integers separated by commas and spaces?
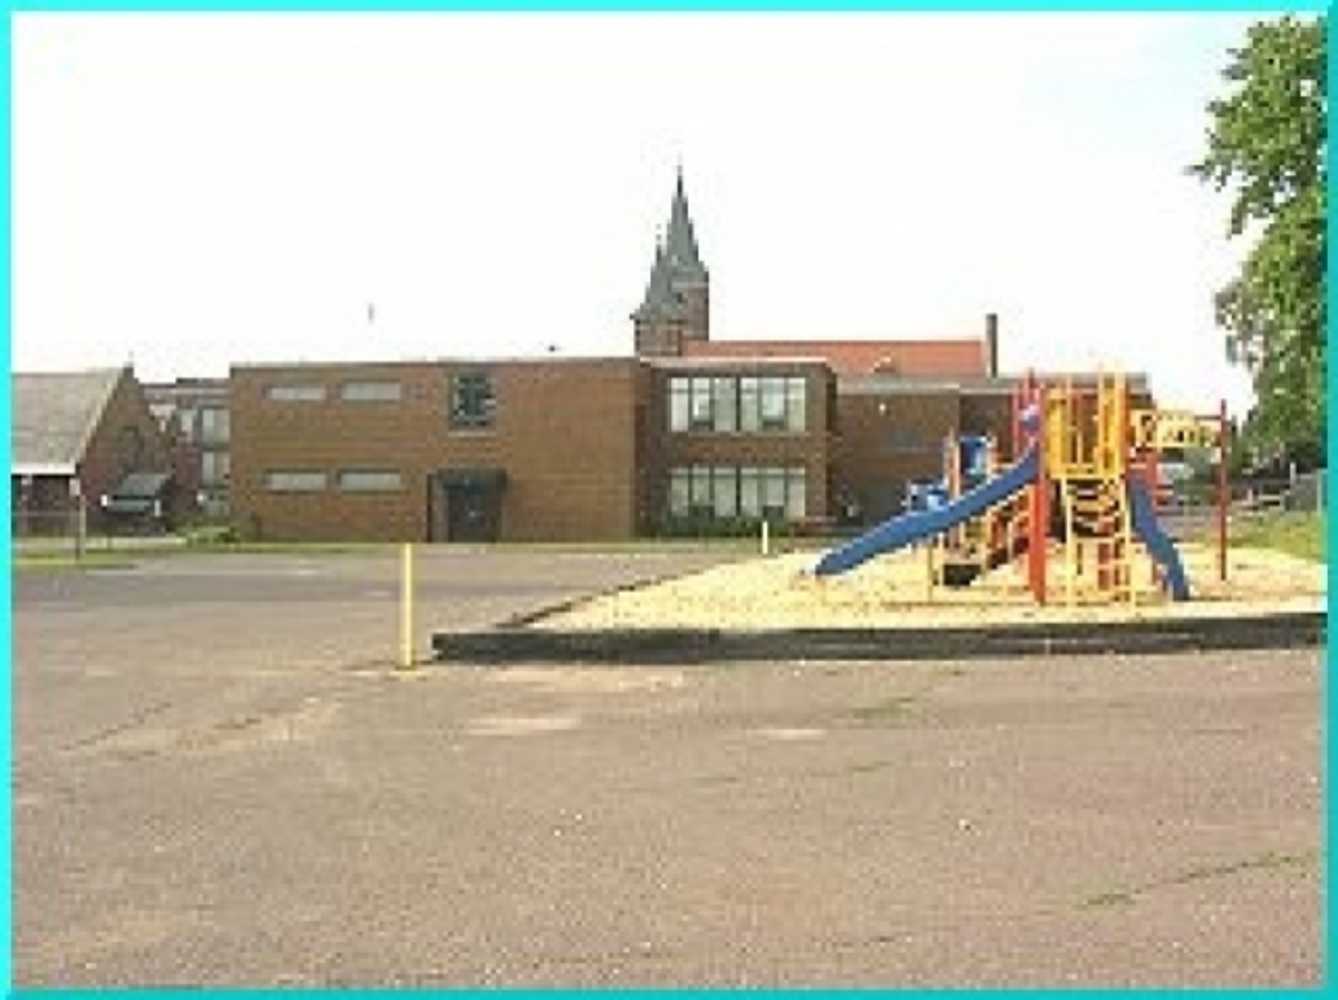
1029, 385, 1048, 604
1218, 399, 1228, 582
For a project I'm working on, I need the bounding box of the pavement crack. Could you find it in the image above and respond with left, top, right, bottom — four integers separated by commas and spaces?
1079, 849, 1317, 909
60, 699, 174, 753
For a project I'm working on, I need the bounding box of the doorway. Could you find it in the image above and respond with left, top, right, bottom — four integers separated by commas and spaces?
428, 469, 506, 542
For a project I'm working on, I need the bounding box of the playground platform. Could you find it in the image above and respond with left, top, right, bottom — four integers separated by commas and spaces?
433, 543, 1324, 664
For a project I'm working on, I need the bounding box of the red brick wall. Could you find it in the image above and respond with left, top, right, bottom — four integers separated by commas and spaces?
832, 391, 962, 524
79, 370, 171, 530
230, 359, 642, 542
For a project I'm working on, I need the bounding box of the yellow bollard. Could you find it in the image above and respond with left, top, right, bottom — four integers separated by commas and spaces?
399, 542, 415, 670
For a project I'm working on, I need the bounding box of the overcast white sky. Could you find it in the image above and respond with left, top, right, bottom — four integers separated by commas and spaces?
16, 12, 1274, 413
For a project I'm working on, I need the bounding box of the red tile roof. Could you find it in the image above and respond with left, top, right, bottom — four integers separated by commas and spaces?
680, 338, 988, 377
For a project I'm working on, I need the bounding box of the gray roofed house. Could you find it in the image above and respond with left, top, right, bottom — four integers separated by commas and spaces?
13, 368, 124, 475
12, 366, 173, 532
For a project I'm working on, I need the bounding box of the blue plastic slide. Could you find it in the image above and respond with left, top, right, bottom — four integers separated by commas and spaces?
1127, 477, 1190, 601
815, 446, 1040, 577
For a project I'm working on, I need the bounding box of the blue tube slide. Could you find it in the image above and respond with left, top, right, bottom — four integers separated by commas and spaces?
815, 446, 1039, 577
1127, 477, 1190, 601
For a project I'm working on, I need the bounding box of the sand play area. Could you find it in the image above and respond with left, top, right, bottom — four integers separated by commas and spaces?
535, 542, 1326, 631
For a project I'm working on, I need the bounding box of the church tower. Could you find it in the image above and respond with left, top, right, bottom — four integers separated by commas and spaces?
632, 167, 710, 356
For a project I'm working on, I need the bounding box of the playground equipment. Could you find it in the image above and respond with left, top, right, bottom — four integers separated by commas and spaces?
815, 372, 1229, 607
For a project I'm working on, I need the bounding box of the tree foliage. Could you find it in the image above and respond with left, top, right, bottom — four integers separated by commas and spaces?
1190, 16, 1325, 460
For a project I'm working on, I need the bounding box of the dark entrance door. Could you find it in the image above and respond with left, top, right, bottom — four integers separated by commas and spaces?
429, 469, 506, 542
447, 486, 497, 542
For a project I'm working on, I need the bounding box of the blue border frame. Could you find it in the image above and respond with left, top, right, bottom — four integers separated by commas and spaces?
2, 4, 1329, 995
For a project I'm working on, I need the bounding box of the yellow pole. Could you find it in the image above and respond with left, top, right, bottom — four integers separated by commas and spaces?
761, 519, 770, 556
399, 542, 415, 670
1062, 478, 1075, 608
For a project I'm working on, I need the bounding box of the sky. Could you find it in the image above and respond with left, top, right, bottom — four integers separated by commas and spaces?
14, 12, 1281, 414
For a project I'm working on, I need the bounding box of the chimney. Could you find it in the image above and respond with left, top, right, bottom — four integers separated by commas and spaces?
984, 313, 999, 378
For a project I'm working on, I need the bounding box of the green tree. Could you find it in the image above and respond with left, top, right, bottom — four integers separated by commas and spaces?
1191, 16, 1325, 461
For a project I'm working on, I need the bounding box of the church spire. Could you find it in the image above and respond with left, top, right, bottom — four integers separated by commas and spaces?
632, 166, 711, 352
664, 165, 707, 281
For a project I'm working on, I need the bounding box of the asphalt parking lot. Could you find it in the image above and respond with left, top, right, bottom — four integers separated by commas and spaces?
13, 548, 1323, 987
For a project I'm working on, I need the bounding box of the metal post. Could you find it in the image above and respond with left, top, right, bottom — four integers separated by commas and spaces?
75, 497, 86, 562
399, 543, 415, 670
761, 519, 770, 556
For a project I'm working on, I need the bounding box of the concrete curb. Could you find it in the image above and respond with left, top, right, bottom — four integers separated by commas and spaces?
433, 611, 1325, 665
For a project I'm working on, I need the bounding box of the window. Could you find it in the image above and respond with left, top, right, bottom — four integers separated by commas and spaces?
200, 408, 230, 445
739, 466, 761, 517
786, 377, 807, 432
669, 467, 691, 516
341, 380, 403, 402
760, 377, 788, 429
669, 378, 691, 432
669, 465, 806, 523
739, 378, 760, 432
689, 377, 713, 430
266, 384, 326, 402
689, 464, 712, 513
712, 379, 738, 432
668, 374, 807, 434
452, 372, 496, 428
177, 407, 197, 442
201, 451, 231, 487
338, 470, 403, 492
713, 467, 738, 517
762, 467, 788, 517
264, 471, 327, 492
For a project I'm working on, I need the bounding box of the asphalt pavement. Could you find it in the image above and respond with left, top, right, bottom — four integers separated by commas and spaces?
12, 548, 1322, 987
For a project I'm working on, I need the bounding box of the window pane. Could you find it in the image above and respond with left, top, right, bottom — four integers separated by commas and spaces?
266, 385, 326, 402
201, 452, 220, 486
739, 466, 761, 517
712, 378, 737, 432
265, 471, 326, 492
739, 378, 760, 432
177, 407, 197, 442
690, 464, 712, 508
669, 378, 690, 432
761, 377, 787, 427
669, 468, 690, 516
787, 467, 807, 519
341, 381, 403, 402
338, 470, 403, 492
763, 467, 787, 512
452, 372, 496, 428
713, 467, 738, 517
787, 377, 807, 432
200, 408, 230, 445
690, 377, 713, 429
202, 451, 232, 487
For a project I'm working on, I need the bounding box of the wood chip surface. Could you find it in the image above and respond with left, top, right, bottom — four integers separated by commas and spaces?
536, 543, 1325, 631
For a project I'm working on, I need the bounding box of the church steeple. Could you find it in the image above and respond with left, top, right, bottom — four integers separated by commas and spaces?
664, 166, 707, 282
632, 167, 711, 356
